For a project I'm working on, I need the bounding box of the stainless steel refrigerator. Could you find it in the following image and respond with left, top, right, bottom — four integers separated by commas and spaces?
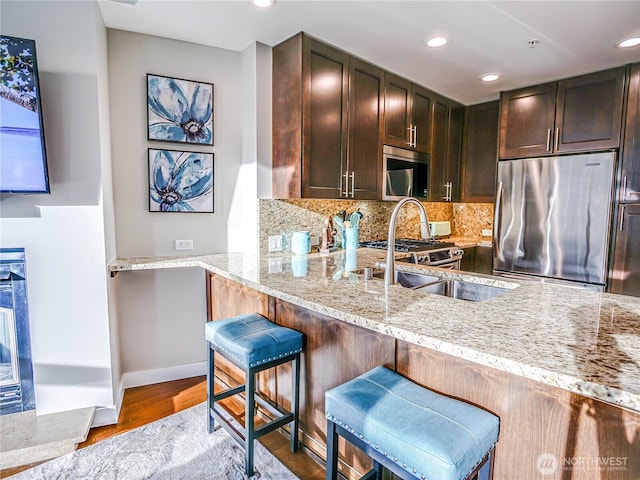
493, 152, 616, 289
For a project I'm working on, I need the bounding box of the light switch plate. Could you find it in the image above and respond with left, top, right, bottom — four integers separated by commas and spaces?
175, 239, 194, 250
268, 235, 283, 252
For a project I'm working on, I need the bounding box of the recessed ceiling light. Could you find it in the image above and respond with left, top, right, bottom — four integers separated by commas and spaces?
425, 36, 448, 48
616, 37, 640, 48
480, 73, 501, 82
253, 0, 275, 7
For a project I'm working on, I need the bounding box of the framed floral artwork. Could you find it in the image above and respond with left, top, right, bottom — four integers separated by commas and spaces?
148, 149, 214, 213
147, 73, 213, 145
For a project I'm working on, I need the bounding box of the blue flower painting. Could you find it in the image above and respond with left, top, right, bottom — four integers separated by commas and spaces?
148, 149, 214, 213
147, 74, 213, 145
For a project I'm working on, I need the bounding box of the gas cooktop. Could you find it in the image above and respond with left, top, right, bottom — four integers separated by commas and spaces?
359, 238, 455, 253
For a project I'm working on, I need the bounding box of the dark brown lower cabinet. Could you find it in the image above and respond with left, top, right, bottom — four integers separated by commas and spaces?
610, 204, 640, 297
208, 274, 640, 480
396, 341, 640, 480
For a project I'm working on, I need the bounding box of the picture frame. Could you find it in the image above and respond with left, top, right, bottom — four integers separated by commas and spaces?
146, 73, 213, 145
148, 148, 214, 213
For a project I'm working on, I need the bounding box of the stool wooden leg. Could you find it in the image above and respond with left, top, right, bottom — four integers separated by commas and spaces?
326, 420, 338, 480
207, 345, 215, 434
245, 369, 256, 477
291, 352, 301, 452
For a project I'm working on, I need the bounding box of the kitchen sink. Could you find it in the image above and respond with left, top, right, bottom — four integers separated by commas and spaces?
376, 270, 508, 302
414, 279, 507, 302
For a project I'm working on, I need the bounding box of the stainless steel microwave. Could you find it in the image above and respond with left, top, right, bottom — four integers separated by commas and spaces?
382, 145, 430, 201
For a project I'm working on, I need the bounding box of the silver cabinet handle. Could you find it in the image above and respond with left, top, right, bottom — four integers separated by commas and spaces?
342, 171, 349, 197
554, 127, 560, 151
350, 171, 355, 198
622, 176, 628, 202
407, 124, 417, 148
443, 182, 452, 201
620, 205, 626, 231
546, 129, 552, 152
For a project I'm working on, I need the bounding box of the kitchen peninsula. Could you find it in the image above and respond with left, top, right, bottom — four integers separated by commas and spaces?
110, 249, 640, 479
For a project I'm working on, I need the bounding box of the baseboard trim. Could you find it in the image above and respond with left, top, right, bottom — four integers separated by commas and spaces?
92, 405, 117, 427
121, 361, 207, 391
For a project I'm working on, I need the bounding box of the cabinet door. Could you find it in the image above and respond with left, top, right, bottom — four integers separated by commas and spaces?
302, 37, 349, 198
555, 67, 625, 154
383, 73, 411, 149
411, 85, 433, 153
347, 58, 383, 199
610, 204, 640, 297
620, 64, 640, 203
431, 98, 449, 201
460, 247, 475, 272
446, 105, 463, 202
499, 83, 556, 159
430, 97, 463, 201
461, 101, 499, 202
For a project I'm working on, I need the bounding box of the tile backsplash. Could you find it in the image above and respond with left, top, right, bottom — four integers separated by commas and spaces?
258, 199, 493, 254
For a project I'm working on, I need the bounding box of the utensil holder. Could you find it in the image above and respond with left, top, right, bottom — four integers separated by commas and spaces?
344, 228, 359, 250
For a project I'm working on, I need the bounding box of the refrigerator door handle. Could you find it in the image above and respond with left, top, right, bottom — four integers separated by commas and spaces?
494, 181, 503, 247
620, 205, 626, 231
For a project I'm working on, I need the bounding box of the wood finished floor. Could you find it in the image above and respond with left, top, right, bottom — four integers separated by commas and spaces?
0, 376, 325, 479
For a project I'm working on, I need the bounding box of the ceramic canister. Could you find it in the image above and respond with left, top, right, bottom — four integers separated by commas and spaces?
291, 230, 311, 255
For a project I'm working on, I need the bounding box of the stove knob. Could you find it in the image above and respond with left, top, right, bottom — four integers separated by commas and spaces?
453, 249, 464, 256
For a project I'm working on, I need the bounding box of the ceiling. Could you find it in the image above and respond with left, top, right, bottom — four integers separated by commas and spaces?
98, 0, 640, 105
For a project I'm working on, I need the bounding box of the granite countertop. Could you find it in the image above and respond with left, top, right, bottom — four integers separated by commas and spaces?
110, 249, 640, 413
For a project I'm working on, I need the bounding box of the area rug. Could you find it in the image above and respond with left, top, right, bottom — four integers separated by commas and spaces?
10, 402, 300, 480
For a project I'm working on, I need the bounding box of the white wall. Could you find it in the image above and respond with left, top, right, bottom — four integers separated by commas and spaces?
1, 3, 272, 422
107, 30, 268, 386
0, 1, 116, 421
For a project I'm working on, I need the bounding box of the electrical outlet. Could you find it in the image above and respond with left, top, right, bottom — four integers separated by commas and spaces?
268, 257, 283, 273
482, 229, 493, 237
268, 235, 283, 252
310, 235, 320, 246
175, 239, 194, 250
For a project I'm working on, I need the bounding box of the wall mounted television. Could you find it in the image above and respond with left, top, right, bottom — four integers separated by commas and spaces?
0, 35, 50, 194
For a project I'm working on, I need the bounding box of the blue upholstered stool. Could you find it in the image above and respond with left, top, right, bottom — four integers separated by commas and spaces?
325, 366, 499, 480
205, 313, 303, 477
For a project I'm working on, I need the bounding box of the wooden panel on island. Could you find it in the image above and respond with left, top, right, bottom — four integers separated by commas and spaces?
396, 340, 640, 480
274, 299, 396, 479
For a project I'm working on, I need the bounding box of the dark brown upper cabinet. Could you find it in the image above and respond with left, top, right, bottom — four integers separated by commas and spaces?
384, 73, 433, 154
461, 101, 499, 203
430, 95, 463, 202
272, 33, 382, 199
499, 67, 625, 159
620, 63, 640, 204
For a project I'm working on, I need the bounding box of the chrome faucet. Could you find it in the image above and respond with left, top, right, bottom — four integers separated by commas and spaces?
384, 198, 431, 285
